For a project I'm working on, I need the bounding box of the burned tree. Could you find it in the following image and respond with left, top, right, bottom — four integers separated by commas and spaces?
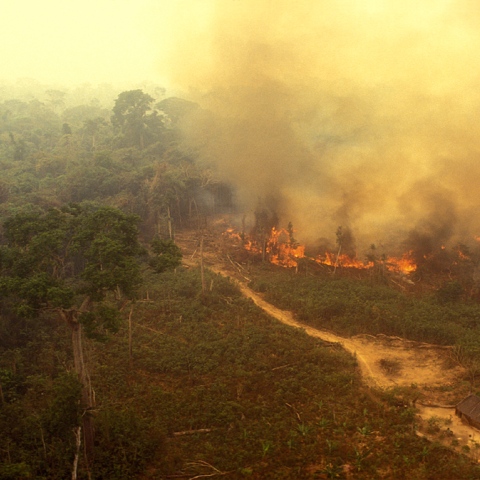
333, 226, 356, 275
252, 205, 279, 262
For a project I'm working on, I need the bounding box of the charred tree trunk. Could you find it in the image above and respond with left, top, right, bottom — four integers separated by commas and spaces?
333, 244, 341, 276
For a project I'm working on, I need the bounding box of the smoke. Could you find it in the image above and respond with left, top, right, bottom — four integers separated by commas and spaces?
155, 0, 480, 253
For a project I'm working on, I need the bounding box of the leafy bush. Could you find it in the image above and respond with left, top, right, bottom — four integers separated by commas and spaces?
149, 238, 182, 273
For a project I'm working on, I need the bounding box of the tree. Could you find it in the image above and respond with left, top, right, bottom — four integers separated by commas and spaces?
0, 203, 143, 475
147, 163, 186, 238
252, 205, 279, 262
156, 96, 199, 127
287, 221, 298, 248
333, 226, 344, 276
82, 116, 108, 150
112, 90, 162, 149
149, 237, 182, 273
45, 89, 66, 113
333, 226, 356, 275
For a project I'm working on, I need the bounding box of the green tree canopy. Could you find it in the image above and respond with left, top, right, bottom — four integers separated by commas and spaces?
112, 89, 163, 149
149, 237, 182, 273
0, 203, 144, 471
1, 203, 142, 307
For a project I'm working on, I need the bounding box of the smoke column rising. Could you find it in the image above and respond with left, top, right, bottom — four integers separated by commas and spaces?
155, 0, 480, 253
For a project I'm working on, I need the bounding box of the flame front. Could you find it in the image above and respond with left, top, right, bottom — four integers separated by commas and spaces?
223, 226, 305, 267
268, 227, 306, 268
385, 252, 417, 274
316, 252, 373, 270
223, 226, 417, 275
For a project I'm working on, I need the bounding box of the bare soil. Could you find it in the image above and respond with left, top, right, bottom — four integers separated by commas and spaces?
175, 224, 480, 457
233, 280, 479, 453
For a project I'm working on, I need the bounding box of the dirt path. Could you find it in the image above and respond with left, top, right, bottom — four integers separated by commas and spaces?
232, 278, 479, 451
177, 229, 479, 454
214, 268, 463, 392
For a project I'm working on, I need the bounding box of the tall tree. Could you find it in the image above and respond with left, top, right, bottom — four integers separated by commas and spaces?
112, 89, 161, 149
147, 163, 186, 238
45, 89, 66, 113
82, 116, 108, 150
0, 203, 143, 475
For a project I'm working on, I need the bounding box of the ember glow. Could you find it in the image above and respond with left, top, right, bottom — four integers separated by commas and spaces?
316, 252, 373, 270
164, 1, 480, 257
224, 226, 417, 275
385, 252, 417, 274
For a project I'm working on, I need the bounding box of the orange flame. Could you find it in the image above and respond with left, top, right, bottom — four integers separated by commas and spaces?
385, 252, 417, 274
223, 226, 417, 274
223, 226, 305, 267
315, 252, 373, 269
267, 227, 305, 267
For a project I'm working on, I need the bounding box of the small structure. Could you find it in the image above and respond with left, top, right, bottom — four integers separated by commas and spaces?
455, 394, 480, 429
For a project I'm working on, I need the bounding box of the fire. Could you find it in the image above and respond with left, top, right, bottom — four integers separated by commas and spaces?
253, 227, 307, 268
223, 226, 417, 275
223, 228, 242, 241
316, 252, 373, 269
385, 252, 417, 274
268, 227, 305, 268
223, 226, 305, 267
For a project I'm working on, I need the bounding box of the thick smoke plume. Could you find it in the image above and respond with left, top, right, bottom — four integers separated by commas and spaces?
157, 0, 480, 254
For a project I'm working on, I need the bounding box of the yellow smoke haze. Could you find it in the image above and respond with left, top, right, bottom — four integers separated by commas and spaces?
155, 0, 480, 251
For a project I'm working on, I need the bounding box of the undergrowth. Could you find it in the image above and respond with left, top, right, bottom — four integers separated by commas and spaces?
2, 267, 480, 478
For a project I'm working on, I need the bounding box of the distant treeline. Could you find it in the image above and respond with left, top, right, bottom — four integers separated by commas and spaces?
0, 85, 234, 241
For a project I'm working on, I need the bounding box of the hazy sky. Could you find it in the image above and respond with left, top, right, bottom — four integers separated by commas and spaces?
0, 0, 165, 85
3, 0, 480, 251
3, 1, 478, 91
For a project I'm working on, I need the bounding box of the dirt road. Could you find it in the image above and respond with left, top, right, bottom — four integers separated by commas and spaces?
178, 229, 479, 454
233, 278, 479, 451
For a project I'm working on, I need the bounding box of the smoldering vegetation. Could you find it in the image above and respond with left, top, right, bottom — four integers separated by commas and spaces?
158, 0, 480, 256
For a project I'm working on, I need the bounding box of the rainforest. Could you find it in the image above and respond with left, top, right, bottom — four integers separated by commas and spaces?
1, 81, 480, 480
4, 1, 480, 478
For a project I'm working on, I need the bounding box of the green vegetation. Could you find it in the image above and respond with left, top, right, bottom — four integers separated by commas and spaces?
248, 267, 480, 361
149, 237, 183, 273
0, 84, 230, 239
2, 84, 480, 478
4, 267, 480, 478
